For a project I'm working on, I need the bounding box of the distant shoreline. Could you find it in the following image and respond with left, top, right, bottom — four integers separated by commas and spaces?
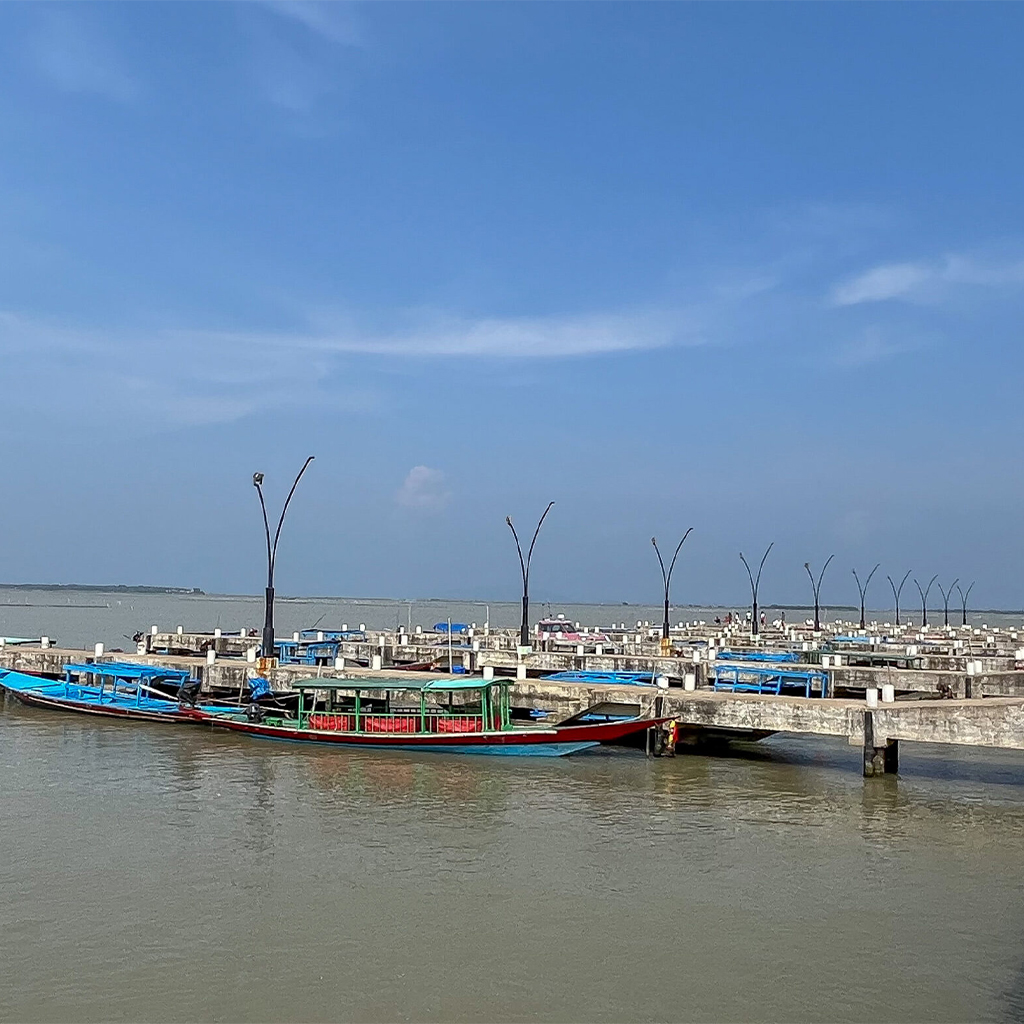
0, 583, 204, 595
0, 582, 1019, 616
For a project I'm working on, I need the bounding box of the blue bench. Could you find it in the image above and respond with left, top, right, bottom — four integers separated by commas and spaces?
717, 650, 801, 663
713, 663, 828, 698
543, 670, 658, 687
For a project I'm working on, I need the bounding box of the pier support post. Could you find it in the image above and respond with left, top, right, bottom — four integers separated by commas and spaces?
863, 711, 899, 777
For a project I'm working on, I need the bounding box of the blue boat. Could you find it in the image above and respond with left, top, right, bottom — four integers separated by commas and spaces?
0, 662, 220, 723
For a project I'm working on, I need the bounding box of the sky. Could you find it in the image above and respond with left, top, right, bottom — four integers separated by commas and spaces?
1, 2, 1023, 610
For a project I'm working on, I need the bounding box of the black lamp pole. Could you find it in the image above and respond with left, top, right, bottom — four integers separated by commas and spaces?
852, 563, 880, 630
887, 570, 911, 626
803, 554, 834, 632
937, 578, 960, 628
652, 528, 693, 641
507, 502, 554, 648
739, 543, 773, 637
956, 581, 975, 627
913, 574, 938, 627
254, 456, 315, 658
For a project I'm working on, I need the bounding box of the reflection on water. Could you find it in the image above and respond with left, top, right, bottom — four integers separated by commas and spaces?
3, 695, 1024, 1022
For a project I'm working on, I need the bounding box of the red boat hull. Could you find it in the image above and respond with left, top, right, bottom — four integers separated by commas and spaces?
183, 709, 668, 757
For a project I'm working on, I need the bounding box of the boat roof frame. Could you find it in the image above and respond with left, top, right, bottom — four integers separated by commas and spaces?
290, 676, 504, 693
64, 661, 191, 682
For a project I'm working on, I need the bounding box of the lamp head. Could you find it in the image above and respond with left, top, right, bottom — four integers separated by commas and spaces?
253, 472, 264, 487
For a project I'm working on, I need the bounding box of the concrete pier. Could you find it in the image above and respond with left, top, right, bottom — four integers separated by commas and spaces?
6, 639, 1024, 778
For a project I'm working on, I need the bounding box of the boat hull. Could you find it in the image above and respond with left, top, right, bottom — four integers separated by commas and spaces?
183, 710, 667, 757
1, 669, 209, 724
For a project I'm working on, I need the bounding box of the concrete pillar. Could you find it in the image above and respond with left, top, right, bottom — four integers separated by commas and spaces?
516, 664, 527, 680
371, 654, 382, 671
683, 673, 696, 691
206, 649, 216, 666
214, 628, 222, 638
334, 656, 345, 671
177, 626, 183, 635
94, 642, 104, 658
863, 711, 898, 776
40, 636, 50, 649
151, 625, 159, 636
483, 666, 495, 681
246, 647, 257, 663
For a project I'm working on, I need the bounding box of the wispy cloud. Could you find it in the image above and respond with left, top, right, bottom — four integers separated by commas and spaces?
27, 11, 138, 103
831, 253, 1024, 306
0, 304, 687, 429
261, 2, 365, 48
277, 308, 690, 358
832, 327, 924, 369
831, 262, 931, 306
396, 466, 450, 512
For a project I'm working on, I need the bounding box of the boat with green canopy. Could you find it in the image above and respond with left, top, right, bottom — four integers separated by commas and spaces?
183, 675, 664, 756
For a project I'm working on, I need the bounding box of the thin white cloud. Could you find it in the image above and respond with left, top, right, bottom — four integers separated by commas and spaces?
831, 253, 1024, 306
833, 328, 922, 369
261, 2, 365, 47
0, 304, 681, 429
831, 262, 931, 306
396, 466, 450, 512
27, 11, 138, 103
208, 308, 690, 359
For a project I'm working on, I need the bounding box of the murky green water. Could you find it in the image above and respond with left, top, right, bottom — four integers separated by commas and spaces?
4, 592, 1024, 1021
3, 696, 1024, 1023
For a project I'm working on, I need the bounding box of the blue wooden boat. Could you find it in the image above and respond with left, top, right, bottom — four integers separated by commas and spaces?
0, 662, 215, 723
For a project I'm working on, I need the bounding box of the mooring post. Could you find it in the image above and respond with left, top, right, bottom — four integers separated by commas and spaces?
863, 710, 898, 777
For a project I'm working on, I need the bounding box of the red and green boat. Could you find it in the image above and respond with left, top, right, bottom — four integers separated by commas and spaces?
183, 676, 664, 757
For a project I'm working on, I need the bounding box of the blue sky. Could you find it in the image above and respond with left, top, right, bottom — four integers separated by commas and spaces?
1, 2, 1023, 609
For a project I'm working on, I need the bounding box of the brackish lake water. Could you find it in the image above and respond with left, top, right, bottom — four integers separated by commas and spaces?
3, 593, 1024, 1022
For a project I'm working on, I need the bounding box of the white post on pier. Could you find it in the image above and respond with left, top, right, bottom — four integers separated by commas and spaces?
94, 642, 104, 658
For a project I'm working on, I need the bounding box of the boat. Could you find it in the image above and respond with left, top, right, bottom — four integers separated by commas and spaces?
0, 662, 214, 723
182, 675, 667, 757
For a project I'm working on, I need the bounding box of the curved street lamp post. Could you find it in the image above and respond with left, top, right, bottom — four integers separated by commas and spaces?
739, 543, 774, 637
506, 502, 555, 648
253, 456, 315, 659
887, 570, 912, 627
914, 574, 939, 628
852, 563, 880, 630
652, 528, 693, 642
937, 578, 960, 628
804, 555, 834, 632
956, 581, 975, 627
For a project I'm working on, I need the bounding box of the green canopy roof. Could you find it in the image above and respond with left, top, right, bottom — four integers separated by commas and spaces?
291, 675, 499, 692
